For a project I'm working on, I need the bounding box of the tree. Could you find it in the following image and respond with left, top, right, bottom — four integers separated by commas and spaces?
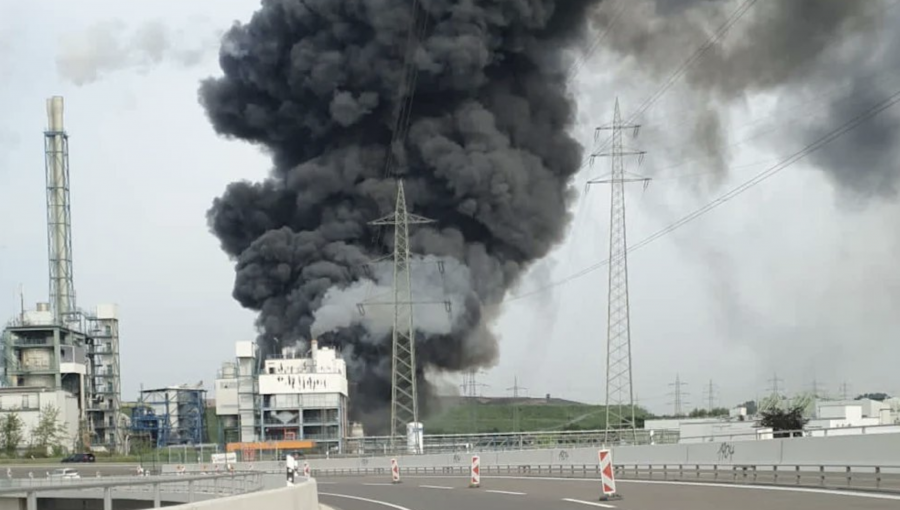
0, 411, 24, 456
30, 405, 68, 456
758, 394, 811, 438
856, 393, 890, 402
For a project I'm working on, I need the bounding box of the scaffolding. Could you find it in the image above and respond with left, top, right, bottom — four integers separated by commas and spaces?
131, 387, 208, 448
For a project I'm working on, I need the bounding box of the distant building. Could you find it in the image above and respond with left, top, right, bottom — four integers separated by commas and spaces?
215, 339, 349, 454
806, 398, 897, 434
643, 417, 772, 443
1, 303, 123, 453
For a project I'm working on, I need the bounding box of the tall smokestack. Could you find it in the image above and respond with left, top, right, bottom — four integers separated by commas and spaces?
45, 96, 76, 323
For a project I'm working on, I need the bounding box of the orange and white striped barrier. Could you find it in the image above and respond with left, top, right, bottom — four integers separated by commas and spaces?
390, 458, 401, 484
469, 455, 481, 488
598, 449, 620, 501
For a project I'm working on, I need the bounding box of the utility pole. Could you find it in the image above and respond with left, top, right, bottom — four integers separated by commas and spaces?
703, 379, 718, 412
507, 376, 527, 399
507, 376, 528, 433
367, 180, 440, 450
461, 370, 488, 433
810, 376, 825, 400
589, 98, 648, 441
668, 374, 689, 417
840, 382, 851, 401
767, 373, 785, 399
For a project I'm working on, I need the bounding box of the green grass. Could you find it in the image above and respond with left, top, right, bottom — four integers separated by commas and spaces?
423, 399, 651, 434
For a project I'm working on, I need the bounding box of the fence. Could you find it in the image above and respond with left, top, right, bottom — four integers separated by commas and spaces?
0, 471, 263, 510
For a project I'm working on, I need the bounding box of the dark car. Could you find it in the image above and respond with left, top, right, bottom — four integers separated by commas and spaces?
61, 453, 96, 463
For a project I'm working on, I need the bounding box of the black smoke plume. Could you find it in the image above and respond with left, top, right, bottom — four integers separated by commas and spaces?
593, 0, 900, 198
199, 0, 599, 433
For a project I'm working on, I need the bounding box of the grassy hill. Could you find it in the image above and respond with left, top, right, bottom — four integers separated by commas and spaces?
423, 396, 650, 434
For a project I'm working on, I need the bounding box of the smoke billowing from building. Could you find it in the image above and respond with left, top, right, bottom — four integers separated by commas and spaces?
594, 0, 900, 197
199, 0, 599, 433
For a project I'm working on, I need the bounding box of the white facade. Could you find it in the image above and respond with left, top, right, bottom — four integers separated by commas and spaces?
0, 387, 79, 452
215, 339, 350, 452
644, 417, 772, 443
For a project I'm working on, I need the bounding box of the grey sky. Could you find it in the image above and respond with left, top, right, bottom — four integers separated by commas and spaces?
1, 0, 898, 416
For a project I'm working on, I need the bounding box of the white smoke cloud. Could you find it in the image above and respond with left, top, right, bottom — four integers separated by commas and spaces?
310, 255, 471, 340
55, 19, 222, 85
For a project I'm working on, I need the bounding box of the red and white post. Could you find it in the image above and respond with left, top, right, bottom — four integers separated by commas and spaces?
302, 461, 311, 478
390, 458, 401, 484
598, 449, 621, 501
469, 455, 481, 488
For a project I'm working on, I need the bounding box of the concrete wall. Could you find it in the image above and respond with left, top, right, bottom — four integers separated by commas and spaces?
168, 479, 319, 510
179, 431, 900, 473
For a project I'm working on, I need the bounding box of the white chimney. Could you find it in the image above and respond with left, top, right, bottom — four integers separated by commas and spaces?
310, 339, 318, 371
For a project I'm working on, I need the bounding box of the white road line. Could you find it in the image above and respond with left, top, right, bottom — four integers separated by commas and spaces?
468, 475, 900, 501
320, 492, 413, 510
419, 484, 453, 490
485, 489, 527, 495
561, 497, 616, 508
363, 482, 396, 486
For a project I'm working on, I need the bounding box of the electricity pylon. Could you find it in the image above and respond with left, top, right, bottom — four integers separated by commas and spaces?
589, 99, 648, 442
367, 180, 439, 449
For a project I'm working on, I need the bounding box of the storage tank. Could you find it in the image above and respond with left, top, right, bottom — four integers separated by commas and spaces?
406, 422, 424, 455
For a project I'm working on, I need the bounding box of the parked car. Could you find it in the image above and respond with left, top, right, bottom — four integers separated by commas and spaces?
61, 453, 95, 463
49, 468, 80, 480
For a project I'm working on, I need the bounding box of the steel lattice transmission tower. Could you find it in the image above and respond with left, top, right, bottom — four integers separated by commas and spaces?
369, 180, 435, 445
589, 99, 648, 441
44, 96, 77, 324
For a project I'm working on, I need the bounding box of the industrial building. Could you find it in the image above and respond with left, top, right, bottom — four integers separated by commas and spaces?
0, 97, 123, 453
215, 339, 349, 454
130, 386, 208, 447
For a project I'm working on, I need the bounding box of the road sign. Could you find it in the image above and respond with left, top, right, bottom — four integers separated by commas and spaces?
469, 455, 481, 488
598, 449, 620, 501
391, 458, 401, 484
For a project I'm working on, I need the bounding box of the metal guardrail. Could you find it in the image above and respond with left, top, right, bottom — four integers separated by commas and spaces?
0, 472, 263, 510
310, 463, 900, 493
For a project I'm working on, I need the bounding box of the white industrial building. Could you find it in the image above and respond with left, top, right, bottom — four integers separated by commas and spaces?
644, 417, 773, 443
0, 387, 79, 450
805, 398, 899, 435
215, 339, 349, 453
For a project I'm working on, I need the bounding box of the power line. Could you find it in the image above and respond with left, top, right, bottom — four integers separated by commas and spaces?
507, 85, 900, 302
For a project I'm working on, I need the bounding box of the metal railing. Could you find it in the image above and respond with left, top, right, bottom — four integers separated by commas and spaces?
0, 471, 263, 510
310, 463, 900, 493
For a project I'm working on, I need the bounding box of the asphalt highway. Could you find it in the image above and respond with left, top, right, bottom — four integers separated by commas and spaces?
317, 475, 900, 510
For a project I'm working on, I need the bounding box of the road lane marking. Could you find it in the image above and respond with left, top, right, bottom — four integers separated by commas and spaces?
363, 482, 396, 486
419, 484, 453, 490
320, 492, 414, 510
562, 498, 616, 508
485, 489, 527, 495
458, 476, 900, 501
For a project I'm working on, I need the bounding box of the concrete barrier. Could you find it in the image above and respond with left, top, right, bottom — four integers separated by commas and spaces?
176, 432, 900, 474
168, 479, 318, 510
